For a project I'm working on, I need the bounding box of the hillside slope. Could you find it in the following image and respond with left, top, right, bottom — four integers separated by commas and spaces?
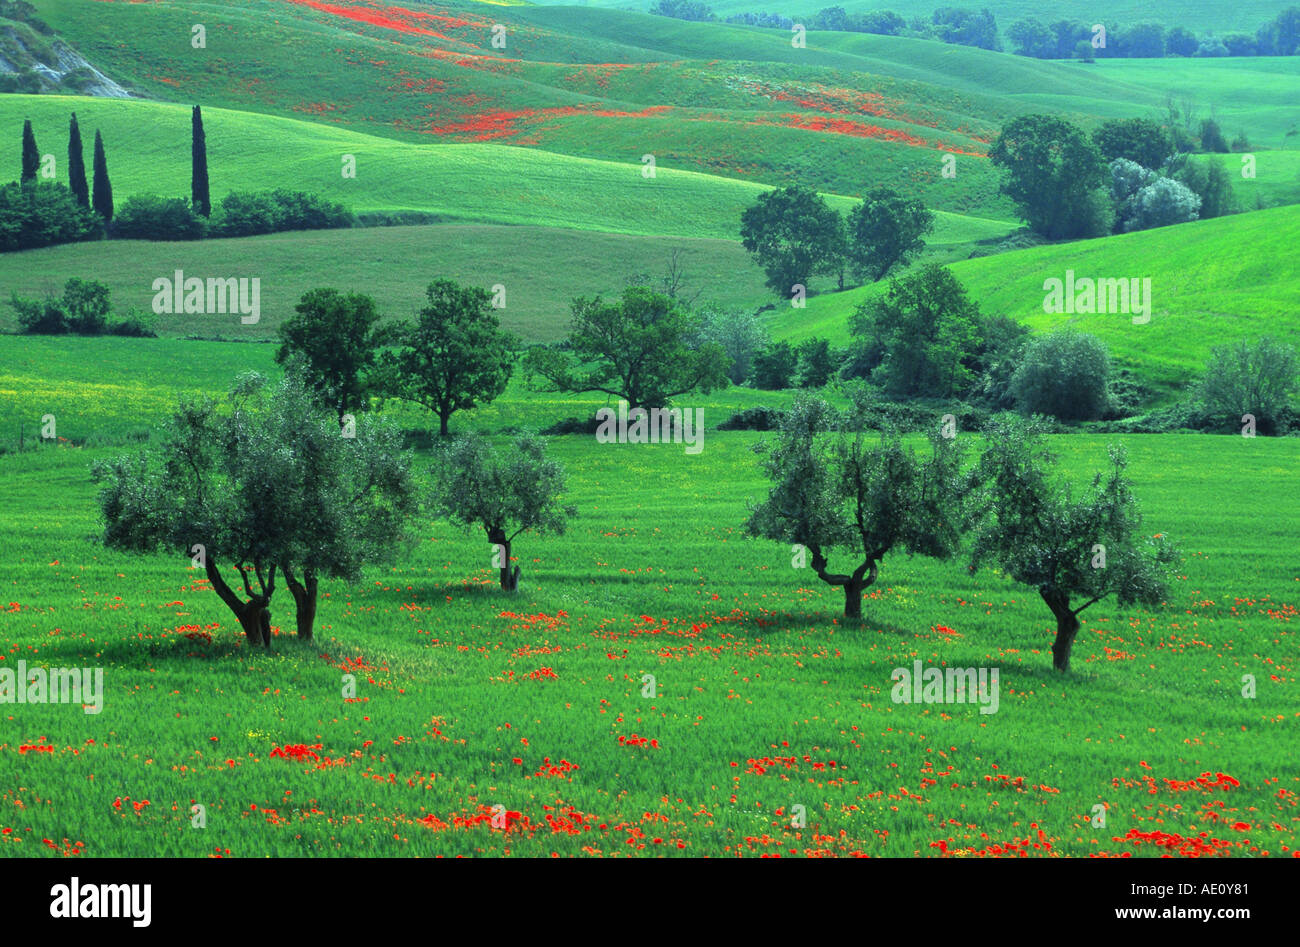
0, 94, 1014, 246
767, 204, 1300, 397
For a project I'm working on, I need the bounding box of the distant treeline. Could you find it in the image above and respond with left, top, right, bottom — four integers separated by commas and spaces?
651, 1, 1300, 59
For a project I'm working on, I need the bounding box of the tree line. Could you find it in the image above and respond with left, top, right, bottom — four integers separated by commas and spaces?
2, 107, 351, 253
92, 353, 1182, 674
654, 2, 1300, 61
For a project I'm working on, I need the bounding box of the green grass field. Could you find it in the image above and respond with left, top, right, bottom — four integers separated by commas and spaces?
2, 0, 1297, 864
1, 335, 1296, 857
32, 0, 1300, 216
0, 223, 778, 341
0, 94, 1019, 244
523, 0, 1295, 36
766, 204, 1300, 401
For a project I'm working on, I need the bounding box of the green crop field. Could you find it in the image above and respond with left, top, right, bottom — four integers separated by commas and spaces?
1, 0, 1298, 875
0, 94, 1018, 243
1, 338, 1296, 858
31, 0, 1300, 216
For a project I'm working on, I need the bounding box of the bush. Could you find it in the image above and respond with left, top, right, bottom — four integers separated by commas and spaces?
718, 405, 784, 431
696, 305, 767, 385
11, 293, 69, 334
1103, 369, 1157, 419
1198, 337, 1298, 434
540, 415, 604, 436
108, 307, 158, 337
970, 314, 1030, 410
1010, 330, 1110, 421
212, 189, 352, 237
796, 337, 839, 389
0, 181, 101, 252
1123, 177, 1201, 231
11, 278, 150, 336
749, 340, 798, 390
211, 190, 281, 237
354, 210, 446, 227
1088, 400, 1215, 434
111, 195, 206, 240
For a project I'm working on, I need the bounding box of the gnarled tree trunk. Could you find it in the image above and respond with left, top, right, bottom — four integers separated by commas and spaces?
283, 564, 319, 641
810, 545, 880, 619
204, 558, 275, 648
1041, 587, 1080, 672
488, 526, 520, 591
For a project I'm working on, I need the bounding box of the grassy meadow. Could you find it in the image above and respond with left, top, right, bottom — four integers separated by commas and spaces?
1, 336, 1297, 858
767, 204, 1300, 402
0, 0, 1297, 864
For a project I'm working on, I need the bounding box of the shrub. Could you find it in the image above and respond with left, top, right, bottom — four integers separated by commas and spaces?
1123, 177, 1201, 231
0, 180, 101, 252
749, 340, 799, 390
12, 278, 150, 336
108, 307, 158, 337
11, 293, 69, 334
1198, 337, 1298, 434
211, 190, 282, 236
212, 189, 352, 237
111, 195, 206, 240
1010, 330, 1110, 421
796, 337, 839, 389
540, 415, 604, 436
718, 405, 784, 431
697, 305, 767, 385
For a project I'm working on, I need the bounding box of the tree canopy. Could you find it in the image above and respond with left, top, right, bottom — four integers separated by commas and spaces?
93, 370, 418, 646
745, 393, 965, 619
522, 286, 728, 410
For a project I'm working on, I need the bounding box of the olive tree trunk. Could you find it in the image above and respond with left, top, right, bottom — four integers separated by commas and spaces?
283, 565, 319, 641
810, 546, 879, 620
488, 526, 521, 591
204, 558, 274, 648
1041, 588, 1081, 672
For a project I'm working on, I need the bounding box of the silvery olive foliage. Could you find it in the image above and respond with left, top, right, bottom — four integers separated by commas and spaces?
745, 392, 965, 619
428, 432, 576, 591
92, 369, 418, 645
965, 414, 1179, 671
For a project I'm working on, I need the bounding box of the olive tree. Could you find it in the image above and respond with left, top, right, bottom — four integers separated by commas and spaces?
745, 393, 964, 619
429, 433, 576, 591
92, 371, 418, 647
965, 416, 1179, 671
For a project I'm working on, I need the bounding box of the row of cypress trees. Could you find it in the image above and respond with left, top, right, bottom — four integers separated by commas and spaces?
18, 104, 212, 224
21, 113, 114, 220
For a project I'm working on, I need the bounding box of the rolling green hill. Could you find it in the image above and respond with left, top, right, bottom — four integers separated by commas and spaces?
0, 94, 1015, 242
30, 0, 1298, 217
767, 204, 1300, 399
0, 223, 778, 341
524, 0, 1297, 37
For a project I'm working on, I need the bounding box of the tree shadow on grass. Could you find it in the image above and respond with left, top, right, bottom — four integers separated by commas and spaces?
34, 625, 324, 671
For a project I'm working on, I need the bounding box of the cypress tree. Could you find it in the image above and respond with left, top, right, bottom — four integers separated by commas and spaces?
191, 105, 210, 217
92, 130, 113, 222
68, 113, 89, 207
21, 119, 39, 184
